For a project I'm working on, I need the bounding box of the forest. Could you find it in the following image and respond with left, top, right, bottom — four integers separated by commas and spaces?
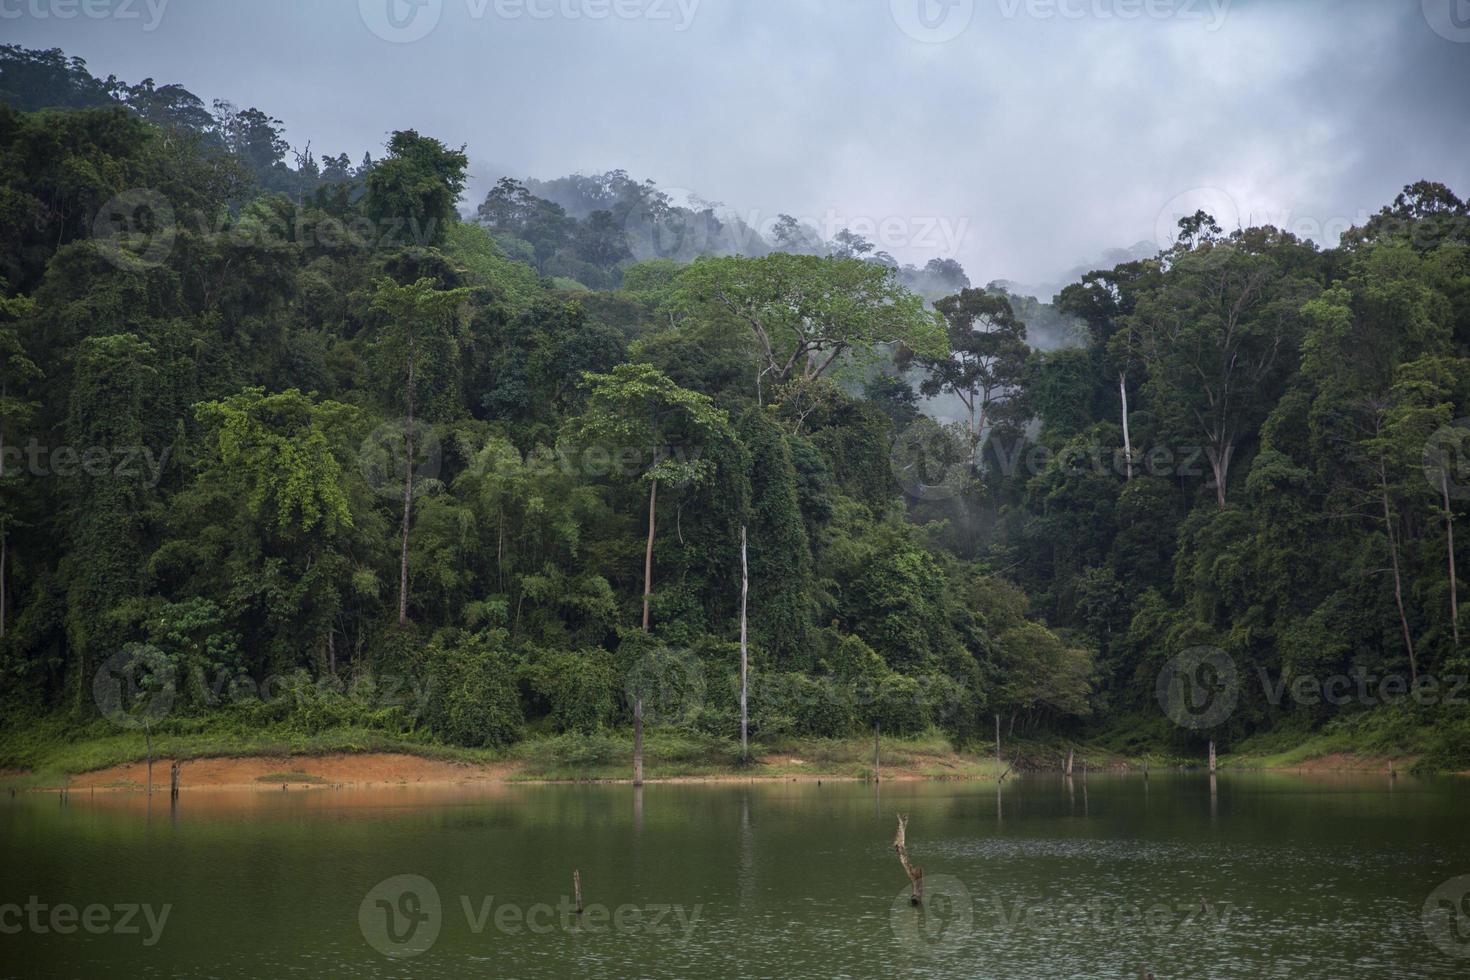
2, 43, 1468, 772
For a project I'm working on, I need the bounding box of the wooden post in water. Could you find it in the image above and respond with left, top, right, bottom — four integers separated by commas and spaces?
1208, 740, 1217, 774
573, 870, 583, 914
144, 721, 153, 796
1064, 747, 1074, 776
873, 725, 881, 783
633, 703, 644, 787
893, 814, 923, 905
169, 760, 180, 801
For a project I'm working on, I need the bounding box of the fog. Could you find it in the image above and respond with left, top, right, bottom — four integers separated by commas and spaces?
8, 0, 1469, 288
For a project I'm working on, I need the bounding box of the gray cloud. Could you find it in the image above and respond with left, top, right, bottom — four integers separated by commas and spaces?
7, 0, 1467, 290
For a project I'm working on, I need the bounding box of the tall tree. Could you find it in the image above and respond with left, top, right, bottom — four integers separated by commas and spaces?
899, 287, 1030, 467
364, 130, 469, 248
674, 254, 946, 405
569, 364, 729, 785
0, 296, 40, 638
1119, 229, 1314, 507
368, 277, 470, 625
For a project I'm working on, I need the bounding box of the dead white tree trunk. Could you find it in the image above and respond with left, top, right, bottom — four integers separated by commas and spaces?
1119, 373, 1133, 481
739, 524, 749, 763
1442, 470, 1460, 647
634, 477, 658, 787
1208, 740, 1217, 774
1064, 747, 1074, 776
398, 347, 416, 626
893, 814, 923, 905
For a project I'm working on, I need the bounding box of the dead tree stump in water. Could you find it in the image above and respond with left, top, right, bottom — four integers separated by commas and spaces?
169, 761, 180, 801
573, 870, 583, 914
894, 814, 923, 905
1208, 740, 1217, 773
873, 725, 881, 783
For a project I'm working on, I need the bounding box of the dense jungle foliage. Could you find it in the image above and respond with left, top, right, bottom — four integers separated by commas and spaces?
2, 45, 1467, 765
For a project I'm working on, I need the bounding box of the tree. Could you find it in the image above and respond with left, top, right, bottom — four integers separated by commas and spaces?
568, 363, 729, 785
368, 277, 470, 625
63, 334, 156, 707
737, 407, 812, 664
1118, 232, 1314, 507
193, 388, 358, 668
364, 130, 468, 248
570, 363, 728, 632
674, 254, 946, 404
0, 295, 40, 638
899, 287, 1029, 467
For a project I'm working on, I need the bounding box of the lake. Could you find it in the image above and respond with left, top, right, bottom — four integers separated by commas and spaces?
2, 773, 1468, 978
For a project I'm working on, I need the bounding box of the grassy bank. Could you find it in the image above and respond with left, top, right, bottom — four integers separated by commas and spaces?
0, 716, 1014, 788
5, 703, 1466, 790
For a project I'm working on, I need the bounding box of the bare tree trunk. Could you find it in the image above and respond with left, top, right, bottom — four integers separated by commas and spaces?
1379, 457, 1418, 685
739, 524, 749, 763
633, 703, 644, 787
1208, 740, 1216, 774
1064, 746, 1074, 776
893, 814, 923, 905
1207, 444, 1231, 508
634, 477, 658, 787
326, 628, 336, 676
642, 478, 658, 631
1443, 471, 1460, 647
995, 713, 1001, 764
398, 349, 416, 627
1119, 373, 1133, 481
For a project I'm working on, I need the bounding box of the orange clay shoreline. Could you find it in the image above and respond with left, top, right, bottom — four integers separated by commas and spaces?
13, 749, 1427, 794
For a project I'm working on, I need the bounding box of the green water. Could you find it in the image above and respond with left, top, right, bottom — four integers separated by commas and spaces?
2, 773, 1468, 978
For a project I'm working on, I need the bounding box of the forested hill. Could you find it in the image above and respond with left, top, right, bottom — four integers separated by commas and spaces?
1, 45, 1468, 768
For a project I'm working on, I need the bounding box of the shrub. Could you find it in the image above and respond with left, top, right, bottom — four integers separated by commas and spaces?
419, 629, 524, 748
869, 673, 928, 735
521, 646, 619, 733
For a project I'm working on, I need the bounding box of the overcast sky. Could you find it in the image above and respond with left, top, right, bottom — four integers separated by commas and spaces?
8, 0, 1470, 290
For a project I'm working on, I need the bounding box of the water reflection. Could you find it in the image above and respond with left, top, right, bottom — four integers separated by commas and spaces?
1, 773, 1466, 979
